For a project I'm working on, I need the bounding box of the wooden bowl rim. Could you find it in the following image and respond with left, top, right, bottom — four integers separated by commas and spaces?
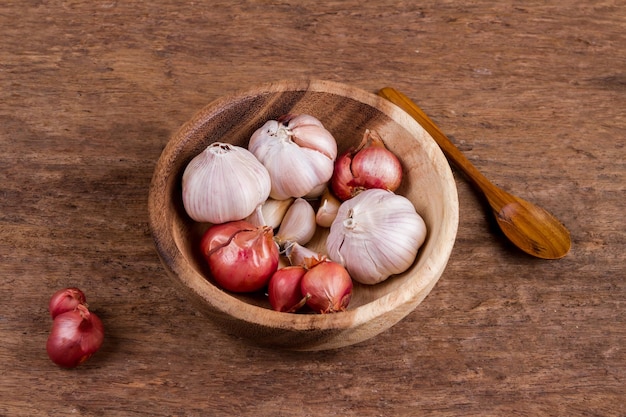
149, 79, 459, 333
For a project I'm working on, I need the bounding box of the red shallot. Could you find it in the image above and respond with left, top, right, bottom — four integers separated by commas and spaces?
200, 220, 279, 293
46, 304, 104, 368
267, 266, 308, 313
48, 287, 87, 319
331, 129, 402, 201
301, 258, 353, 313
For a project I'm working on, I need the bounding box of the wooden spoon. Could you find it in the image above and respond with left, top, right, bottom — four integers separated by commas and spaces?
378, 87, 571, 259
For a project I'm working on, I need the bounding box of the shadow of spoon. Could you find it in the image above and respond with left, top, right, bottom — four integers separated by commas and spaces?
378, 87, 571, 259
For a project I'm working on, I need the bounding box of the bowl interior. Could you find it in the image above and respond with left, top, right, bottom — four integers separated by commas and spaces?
150, 80, 458, 343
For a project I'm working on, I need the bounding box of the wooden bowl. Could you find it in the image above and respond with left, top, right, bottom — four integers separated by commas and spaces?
148, 80, 459, 351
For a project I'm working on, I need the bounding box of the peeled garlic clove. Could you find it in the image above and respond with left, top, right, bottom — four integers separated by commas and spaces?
275, 198, 316, 246
182, 142, 271, 224
246, 197, 294, 228
326, 189, 427, 285
316, 188, 341, 228
248, 114, 337, 200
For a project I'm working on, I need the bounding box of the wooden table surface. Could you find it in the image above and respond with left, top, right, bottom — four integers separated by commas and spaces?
1, 1, 624, 416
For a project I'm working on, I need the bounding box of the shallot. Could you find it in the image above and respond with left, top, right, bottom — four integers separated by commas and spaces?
48, 287, 87, 319
331, 129, 402, 201
301, 258, 352, 313
200, 220, 279, 293
267, 266, 308, 313
46, 304, 104, 368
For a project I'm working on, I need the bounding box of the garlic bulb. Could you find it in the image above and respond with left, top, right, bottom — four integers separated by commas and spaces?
248, 114, 338, 200
326, 188, 427, 285
182, 142, 271, 224
275, 198, 316, 246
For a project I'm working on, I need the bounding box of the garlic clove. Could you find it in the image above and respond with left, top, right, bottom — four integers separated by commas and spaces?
182, 142, 271, 224
284, 114, 338, 160
275, 198, 316, 246
246, 197, 294, 228
315, 188, 341, 228
244, 204, 265, 228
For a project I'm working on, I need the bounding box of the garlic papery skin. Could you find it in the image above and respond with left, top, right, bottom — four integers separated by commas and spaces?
316, 188, 341, 228
326, 188, 427, 285
284, 242, 325, 268
275, 198, 316, 246
248, 114, 338, 200
246, 197, 294, 228
182, 142, 271, 224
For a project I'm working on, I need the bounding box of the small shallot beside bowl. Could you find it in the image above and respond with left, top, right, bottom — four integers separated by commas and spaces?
148, 79, 459, 351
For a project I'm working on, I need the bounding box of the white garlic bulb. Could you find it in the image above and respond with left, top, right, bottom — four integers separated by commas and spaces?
182, 142, 271, 224
326, 188, 427, 285
248, 114, 337, 200
275, 198, 316, 246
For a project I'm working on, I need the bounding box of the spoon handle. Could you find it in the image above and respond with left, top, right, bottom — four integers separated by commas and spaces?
379, 87, 571, 259
378, 87, 497, 196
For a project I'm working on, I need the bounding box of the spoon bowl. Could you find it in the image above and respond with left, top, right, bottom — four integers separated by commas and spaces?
490, 191, 571, 259
378, 87, 571, 259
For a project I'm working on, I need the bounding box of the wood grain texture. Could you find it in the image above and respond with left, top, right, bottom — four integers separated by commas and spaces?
1, 1, 624, 416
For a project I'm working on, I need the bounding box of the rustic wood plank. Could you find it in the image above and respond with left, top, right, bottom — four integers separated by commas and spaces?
1, 1, 624, 416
